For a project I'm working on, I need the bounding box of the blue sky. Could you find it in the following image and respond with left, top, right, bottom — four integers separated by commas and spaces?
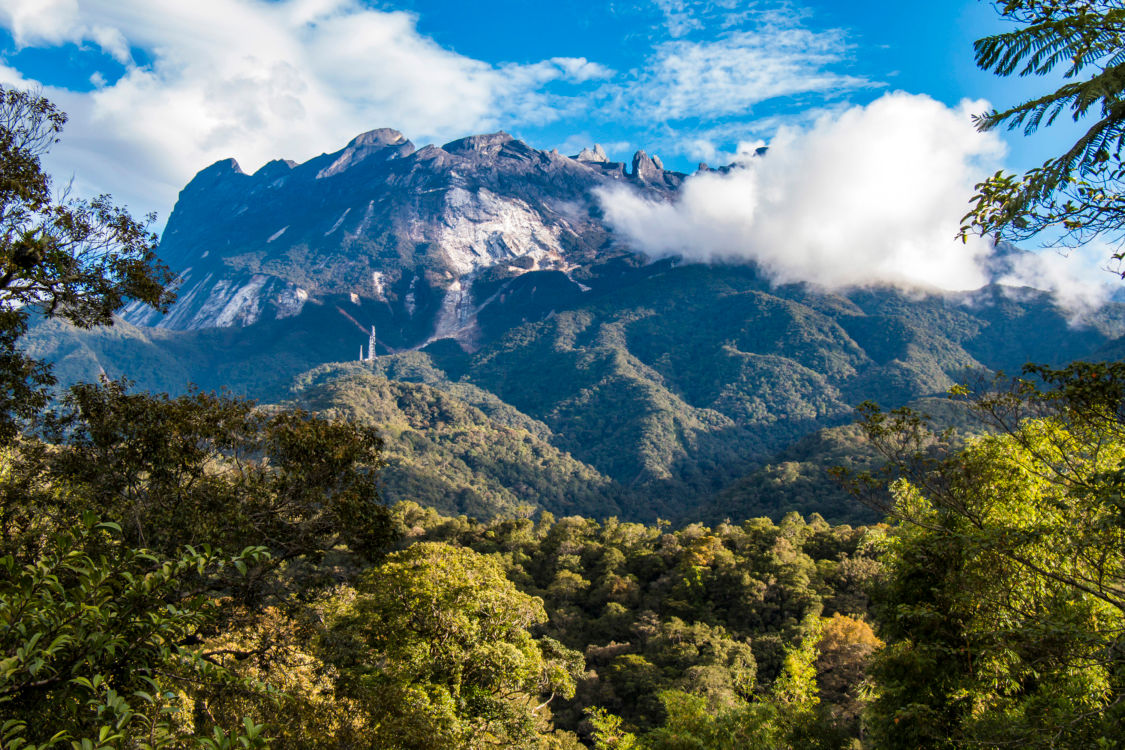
0, 0, 1089, 228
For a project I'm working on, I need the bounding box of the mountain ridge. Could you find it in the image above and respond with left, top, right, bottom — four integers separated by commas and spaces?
28, 125, 1125, 524
122, 128, 686, 352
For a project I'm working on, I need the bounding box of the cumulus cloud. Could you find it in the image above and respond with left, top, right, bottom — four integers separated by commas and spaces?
0, 0, 602, 220
598, 92, 1007, 291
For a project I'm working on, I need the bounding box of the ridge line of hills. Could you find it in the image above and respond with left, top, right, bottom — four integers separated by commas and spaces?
24, 125, 1125, 524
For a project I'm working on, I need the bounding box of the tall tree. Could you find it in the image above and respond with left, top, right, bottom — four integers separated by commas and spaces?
0, 86, 172, 442
323, 542, 583, 749
852, 364, 1125, 748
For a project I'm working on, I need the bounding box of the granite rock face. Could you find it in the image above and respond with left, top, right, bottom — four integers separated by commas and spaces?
575, 144, 609, 163
131, 131, 686, 347
631, 149, 676, 186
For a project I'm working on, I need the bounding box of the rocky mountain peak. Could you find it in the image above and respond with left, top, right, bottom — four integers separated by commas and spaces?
316, 128, 416, 179
348, 128, 408, 148
252, 158, 297, 181
178, 158, 249, 198
631, 149, 664, 182
441, 131, 516, 156
137, 126, 689, 346
575, 144, 609, 163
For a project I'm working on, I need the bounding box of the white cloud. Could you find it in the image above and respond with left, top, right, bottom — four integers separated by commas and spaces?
647, 0, 757, 39
597, 92, 1007, 291
653, 0, 705, 38
999, 242, 1119, 316
623, 23, 874, 121
544, 57, 615, 84
646, 108, 840, 167
0, 0, 602, 221
0, 0, 132, 62
0, 0, 79, 46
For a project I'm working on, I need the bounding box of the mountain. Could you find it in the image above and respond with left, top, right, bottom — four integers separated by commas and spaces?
284, 365, 636, 519
25, 128, 1125, 524
120, 128, 683, 351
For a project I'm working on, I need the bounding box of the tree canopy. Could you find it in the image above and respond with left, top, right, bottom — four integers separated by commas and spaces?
852, 363, 1125, 748
323, 542, 583, 749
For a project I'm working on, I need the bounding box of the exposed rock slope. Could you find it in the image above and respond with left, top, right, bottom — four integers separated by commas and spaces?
124, 130, 683, 351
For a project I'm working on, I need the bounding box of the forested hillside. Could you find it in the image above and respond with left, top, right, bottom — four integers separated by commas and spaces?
25, 261, 1125, 526
10, 367, 1125, 748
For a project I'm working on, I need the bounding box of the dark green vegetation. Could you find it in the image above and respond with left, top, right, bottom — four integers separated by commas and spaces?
286, 365, 633, 519
25, 262, 1125, 527
386, 501, 883, 747
12, 363, 1125, 748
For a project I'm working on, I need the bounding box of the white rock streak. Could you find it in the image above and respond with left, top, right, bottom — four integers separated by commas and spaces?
326, 208, 351, 235
426, 187, 565, 276
429, 274, 476, 343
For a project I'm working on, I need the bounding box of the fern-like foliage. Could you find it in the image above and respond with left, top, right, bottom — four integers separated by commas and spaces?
963, 1, 1125, 260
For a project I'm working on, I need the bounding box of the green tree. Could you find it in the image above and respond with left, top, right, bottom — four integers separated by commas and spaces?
587, 707, 639, 750
0, 87, 172, 443
962, 0, 1125, 258
0, 87, 403, 746
639, 619, 838, 750
854, 363, 1125, 748
36, 379, 392, 564
0, 515, 271, 748
0, 378, 398, 745
323, 541, 584, 748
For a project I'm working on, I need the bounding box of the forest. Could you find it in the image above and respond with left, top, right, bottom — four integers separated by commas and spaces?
6, 0, 1125, 747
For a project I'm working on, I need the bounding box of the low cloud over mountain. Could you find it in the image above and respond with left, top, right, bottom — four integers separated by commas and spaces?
598, 93, 1006, 291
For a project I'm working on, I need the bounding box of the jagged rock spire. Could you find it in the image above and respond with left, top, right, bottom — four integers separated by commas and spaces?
575, 144, 609, 163
631, 150, 664, 182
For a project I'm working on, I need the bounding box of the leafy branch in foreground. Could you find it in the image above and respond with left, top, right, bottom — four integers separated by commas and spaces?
961, 1, 1125, 261
0, 514, 271, 748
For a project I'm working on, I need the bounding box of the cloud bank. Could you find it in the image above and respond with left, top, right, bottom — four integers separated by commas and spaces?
0, 0, 883, 225
598, 93, 1007, 291
0, 0, 608, 218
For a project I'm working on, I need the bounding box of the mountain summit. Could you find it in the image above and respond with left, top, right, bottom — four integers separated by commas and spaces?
124, 129, 683, 350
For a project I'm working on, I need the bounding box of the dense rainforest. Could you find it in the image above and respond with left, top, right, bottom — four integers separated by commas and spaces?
7, 366, 1125, 749
8, 0, 1125, 745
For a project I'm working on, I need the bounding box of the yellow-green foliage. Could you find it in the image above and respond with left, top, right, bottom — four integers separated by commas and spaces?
321, 542, 583, 749
865, 371, 1125, 749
